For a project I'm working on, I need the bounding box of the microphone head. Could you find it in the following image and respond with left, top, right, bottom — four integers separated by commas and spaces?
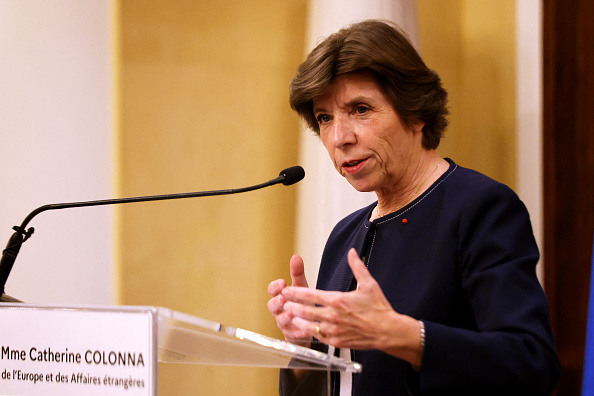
279, 166, 305, 186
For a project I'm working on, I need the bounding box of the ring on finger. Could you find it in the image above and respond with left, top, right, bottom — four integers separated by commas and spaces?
315, 324, 326, 338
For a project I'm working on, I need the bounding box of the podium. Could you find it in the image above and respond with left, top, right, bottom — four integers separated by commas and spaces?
0, 303, 361, 395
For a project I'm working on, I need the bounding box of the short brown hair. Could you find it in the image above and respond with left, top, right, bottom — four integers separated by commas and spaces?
289, 20, 449, 150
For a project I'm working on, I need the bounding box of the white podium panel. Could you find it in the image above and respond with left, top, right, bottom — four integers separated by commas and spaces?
0, 304, 156, 396
0, 304, 361, 395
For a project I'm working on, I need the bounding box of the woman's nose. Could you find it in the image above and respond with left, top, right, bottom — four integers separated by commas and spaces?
331, 115, 357, 147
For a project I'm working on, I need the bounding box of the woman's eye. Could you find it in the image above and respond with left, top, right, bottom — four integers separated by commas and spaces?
317, 114, 331, 124
356, 105, 369, 114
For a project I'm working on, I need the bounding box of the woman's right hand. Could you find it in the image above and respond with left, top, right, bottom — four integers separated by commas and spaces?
267, 254, 312, 342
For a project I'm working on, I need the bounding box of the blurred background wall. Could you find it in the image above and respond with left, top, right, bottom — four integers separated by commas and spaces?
0, 0, 115, 304
118, 1, 306, 394
0, 0, 540, 394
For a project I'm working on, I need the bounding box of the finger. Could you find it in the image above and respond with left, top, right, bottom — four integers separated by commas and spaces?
276, 312, 311, 341
282, 286, 343, 309
282, 286, 326, 305
275, 310, 294, 328
268, 279, 287, 297
267, 294, 286, 315
347, 248, 377, 288
291, 315, 350, 346
290, 316, 332, 341
283, 301, 327, 323
289, 255, 309, 288
282, 285, 319, 304
290, 316, 318, 335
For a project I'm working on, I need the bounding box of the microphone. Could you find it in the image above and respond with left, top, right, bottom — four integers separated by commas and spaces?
0, 166, 305, 302
278, 165, 305, 186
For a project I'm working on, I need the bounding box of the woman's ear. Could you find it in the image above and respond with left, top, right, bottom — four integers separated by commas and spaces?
411, 120, 425, 134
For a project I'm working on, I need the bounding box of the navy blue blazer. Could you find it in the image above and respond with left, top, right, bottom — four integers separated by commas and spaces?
310, 159, 560, 395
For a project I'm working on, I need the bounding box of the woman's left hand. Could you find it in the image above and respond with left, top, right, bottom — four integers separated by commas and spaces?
282, 248, 423, 366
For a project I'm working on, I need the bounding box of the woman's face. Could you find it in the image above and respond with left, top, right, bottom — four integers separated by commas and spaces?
313, 72, 425, 196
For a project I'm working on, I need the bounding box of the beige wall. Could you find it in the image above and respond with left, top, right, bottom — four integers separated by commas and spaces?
117, 1, 307, 394
418, 0, 517, 188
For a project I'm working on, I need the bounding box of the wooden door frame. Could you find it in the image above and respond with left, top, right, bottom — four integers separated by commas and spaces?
543, 0, 594, 394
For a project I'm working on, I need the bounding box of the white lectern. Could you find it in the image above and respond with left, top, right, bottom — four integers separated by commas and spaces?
0, 303, 361, 395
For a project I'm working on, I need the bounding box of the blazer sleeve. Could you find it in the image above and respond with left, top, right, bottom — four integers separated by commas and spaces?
416, 182, 561, 395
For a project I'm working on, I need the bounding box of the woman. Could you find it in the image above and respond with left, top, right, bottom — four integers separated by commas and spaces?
267, 20, 560, 395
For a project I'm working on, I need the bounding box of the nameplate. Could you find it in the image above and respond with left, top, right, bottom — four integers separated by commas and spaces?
0, 304, 157, 396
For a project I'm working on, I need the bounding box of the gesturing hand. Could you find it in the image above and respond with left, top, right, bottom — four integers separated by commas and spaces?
267, 254, 312, 342
281, 248, 422, 365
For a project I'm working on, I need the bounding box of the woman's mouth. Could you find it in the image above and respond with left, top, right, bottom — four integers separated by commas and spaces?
342, 159, 367, 174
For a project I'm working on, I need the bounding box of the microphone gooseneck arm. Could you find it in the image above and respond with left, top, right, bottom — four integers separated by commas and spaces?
0, 166, 305, 299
